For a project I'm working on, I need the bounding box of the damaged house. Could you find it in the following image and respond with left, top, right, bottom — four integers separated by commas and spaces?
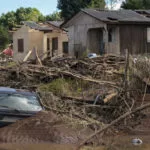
13, 21, 68, 61
61, 9, 150, 57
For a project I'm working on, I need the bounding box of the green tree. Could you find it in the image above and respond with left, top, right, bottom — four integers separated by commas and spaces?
0, 7, 45, 30
89, 0, 105, 9
0, 25, 9, 50
15, 7, 44, 24
46, 11, 62, 21
0, 11, 17, 30
121, 0, 150, 9
57, 0, 105, 20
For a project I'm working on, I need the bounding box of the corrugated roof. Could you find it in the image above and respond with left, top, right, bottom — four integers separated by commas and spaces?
23, 21, 52, 31
82, 9, 150, 23
47, 21, 64, 27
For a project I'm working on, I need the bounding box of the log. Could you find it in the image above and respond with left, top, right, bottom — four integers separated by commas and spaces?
23, 50, 32, 62
35, 48, 42, 66
103, 92, 118, 103
58, 70, 119, 88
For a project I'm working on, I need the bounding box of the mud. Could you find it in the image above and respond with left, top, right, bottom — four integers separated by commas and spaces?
0, 111, 91, 144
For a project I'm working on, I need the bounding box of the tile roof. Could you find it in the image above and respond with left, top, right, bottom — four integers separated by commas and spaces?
23, 21, 52, 31
82, 9, 150, 23
47, 21, 64, 27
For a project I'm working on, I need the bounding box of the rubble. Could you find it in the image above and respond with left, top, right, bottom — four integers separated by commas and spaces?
0, 54, 150, 148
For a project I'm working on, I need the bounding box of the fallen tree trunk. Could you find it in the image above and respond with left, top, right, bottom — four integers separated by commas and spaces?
76, 102, 150, 150
58, 70, 119, 88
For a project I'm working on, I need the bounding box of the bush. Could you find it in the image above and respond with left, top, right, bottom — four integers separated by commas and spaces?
0, 25, 9, 50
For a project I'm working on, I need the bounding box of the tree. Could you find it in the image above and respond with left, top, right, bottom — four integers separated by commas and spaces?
121, 0, 150, 9
89, 0, 105, 9
0, 7, 45, 30
0, 25, 9, 50
57, 0, 105, 20
0, 11, 17, 30
46, 11, 62, 21
15, 7, 44, 24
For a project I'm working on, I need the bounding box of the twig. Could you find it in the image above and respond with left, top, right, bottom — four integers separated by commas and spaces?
141, 80, 148, 106
123, 49, 131, 110
76, 102, 150, 150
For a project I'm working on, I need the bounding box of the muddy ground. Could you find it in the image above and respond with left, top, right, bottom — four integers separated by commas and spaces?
0, 109, 149, 150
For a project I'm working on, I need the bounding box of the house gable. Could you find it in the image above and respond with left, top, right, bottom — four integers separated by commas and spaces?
62, 11, 105, 28
13, 25, 30, 37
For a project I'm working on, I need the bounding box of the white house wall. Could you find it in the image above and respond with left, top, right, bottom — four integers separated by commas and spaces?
13, 25, 30, 61
13, 25, 44, 61
46, 31, 68, 56
28, 29, 44, 59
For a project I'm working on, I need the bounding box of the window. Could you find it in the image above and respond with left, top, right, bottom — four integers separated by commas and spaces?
18, 39, 24, 52
52, 37, 58, 50
47, 38, 50, 50
0, 93, 42, 111
147, 28, 150, 42
108, 28, 116, 43
63, 42, 68, 54
108, 29, 113, 42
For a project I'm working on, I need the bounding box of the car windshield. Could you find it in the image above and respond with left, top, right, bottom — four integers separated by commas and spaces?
0, 93, 42, 112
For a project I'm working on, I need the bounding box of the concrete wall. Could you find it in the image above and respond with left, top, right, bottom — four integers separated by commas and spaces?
13, 25, 29, 61
13, 25, 44, 61
13, 25, 68, 61
28, 28, 44, 59
46, 30, 68, 57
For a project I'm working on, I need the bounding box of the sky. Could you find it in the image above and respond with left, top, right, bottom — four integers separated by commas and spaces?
0, 0, 58, 16
0, 0, 124, 16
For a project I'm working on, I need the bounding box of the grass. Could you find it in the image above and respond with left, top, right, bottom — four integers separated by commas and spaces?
38, 78, 91, 97
6, 61, 17, 68
39, 78, 72, 96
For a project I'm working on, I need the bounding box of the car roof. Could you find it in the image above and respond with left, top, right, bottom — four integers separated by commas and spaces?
0, 87, 36, 96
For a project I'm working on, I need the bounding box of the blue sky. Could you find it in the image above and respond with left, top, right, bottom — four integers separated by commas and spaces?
0, 0, 58, 16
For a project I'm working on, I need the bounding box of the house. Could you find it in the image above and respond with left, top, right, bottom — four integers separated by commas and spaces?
61, 9, 150, 57
13, 21, 68, 61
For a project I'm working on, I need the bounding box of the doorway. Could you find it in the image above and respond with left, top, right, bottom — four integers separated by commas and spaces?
87, 28, 104, 55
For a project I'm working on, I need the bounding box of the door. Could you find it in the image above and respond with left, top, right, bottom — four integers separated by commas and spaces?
87, 28, 104, 55
52, 37, 58, 56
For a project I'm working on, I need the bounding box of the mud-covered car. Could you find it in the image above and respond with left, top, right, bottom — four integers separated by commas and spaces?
0, 87, 43, 127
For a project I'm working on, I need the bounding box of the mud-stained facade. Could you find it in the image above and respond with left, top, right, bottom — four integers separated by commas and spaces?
62, 9, 150, 57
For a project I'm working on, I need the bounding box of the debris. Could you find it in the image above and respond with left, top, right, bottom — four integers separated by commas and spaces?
23, 50, 32, 62
87, 53, 97, 58
132, 138, 143, 145
0, 54, 149, 148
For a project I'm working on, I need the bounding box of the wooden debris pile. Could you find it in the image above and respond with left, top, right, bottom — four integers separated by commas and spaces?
1, 54, 150, 148
43, 55, 125, 80
0, 55, 125, 88
0, 55, 136, 123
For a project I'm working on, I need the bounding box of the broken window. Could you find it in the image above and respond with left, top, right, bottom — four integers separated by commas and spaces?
108, 29, 113, 42
108, 28, 115, 42
18, 39, 24, 53
147, 28, 150, 42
